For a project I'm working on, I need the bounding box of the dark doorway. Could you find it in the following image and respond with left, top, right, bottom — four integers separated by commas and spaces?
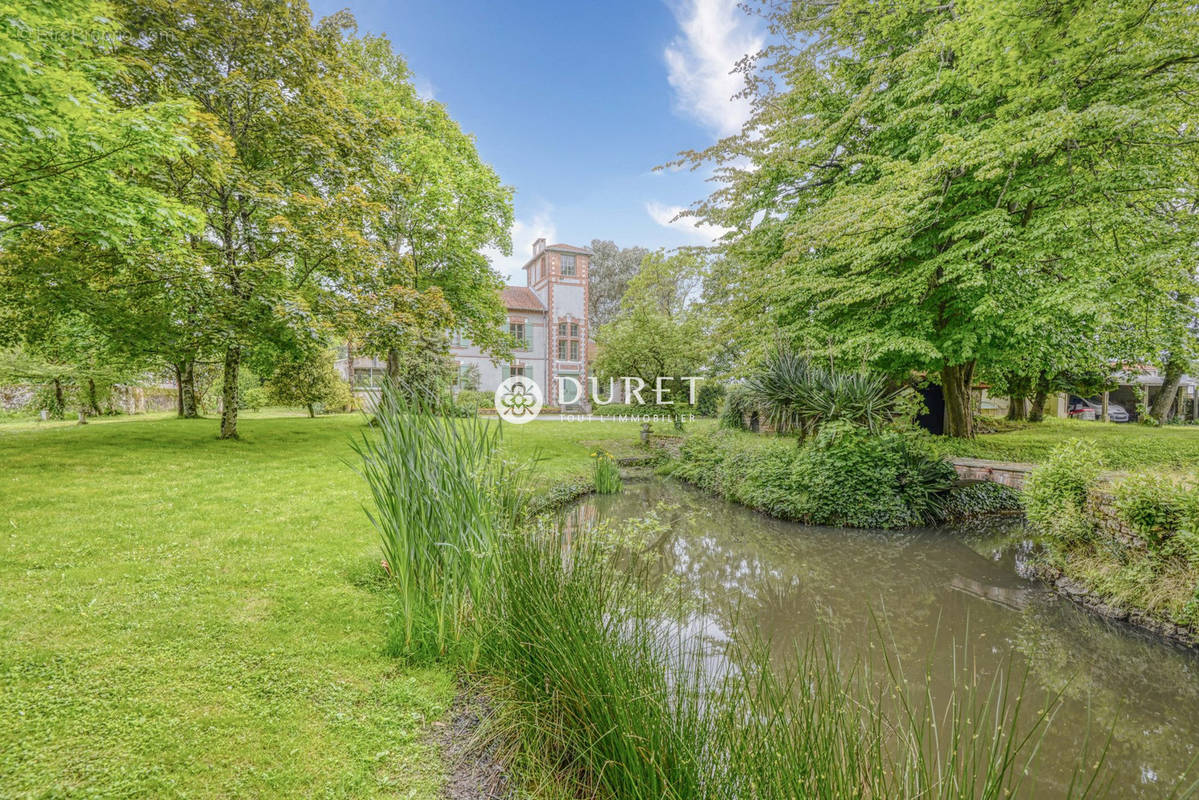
917, 384, 945, 435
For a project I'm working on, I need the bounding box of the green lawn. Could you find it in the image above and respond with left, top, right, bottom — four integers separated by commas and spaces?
931, 416, 1199, 470
0, 411, 644, 798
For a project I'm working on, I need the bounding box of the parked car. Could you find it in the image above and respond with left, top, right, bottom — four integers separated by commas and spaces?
1067, 396, 1130, 422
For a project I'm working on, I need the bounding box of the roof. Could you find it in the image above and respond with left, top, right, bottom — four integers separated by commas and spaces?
520, 242, 592, 272
501, 286, 544, 312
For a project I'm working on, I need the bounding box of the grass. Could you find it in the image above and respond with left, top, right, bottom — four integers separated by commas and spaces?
355, 399, 1106, 799
0, 409, 647, 797
931, 416, 1199, 470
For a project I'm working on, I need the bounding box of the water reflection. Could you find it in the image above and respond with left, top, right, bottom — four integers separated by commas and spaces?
565, 480, 1199, 798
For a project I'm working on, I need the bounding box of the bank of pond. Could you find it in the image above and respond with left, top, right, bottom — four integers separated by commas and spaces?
356, 404, 1199, 798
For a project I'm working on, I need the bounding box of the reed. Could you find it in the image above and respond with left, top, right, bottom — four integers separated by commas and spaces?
591, 448, 622, 494
475, 525, 1111, 799
353, 379, 531, 662
356, 380, 1118, 798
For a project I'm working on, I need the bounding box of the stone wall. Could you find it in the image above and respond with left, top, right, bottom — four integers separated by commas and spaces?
949, 458, 1035, 489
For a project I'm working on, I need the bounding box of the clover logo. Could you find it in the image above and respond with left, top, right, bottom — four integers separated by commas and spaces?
494, 376, 543, 424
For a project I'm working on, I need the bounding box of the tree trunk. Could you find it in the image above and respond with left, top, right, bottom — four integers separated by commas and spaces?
386, 347, 400, 381
1006, 395, 1027, 421
53, 378, 64, 416
219, 345, 241, 439
77, 410, 88, 425
87, 378, 101, 416
1027, 372, 1051, 423
1151, 355, 1185, 423
1101, 391, 1110, 423
306, 402, 315, 418
942, 362, 975, 438
174, 364, 184, 416
180, 360, 199, 418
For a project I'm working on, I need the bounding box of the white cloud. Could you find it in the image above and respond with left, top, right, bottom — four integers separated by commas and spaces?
482, 210, 557, 284
645, 201, 730, 244
663, 0, 763, 137
413, 75, 436, 101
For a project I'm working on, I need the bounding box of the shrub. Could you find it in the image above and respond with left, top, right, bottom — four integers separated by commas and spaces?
1112, 474, 1191, 546
694, 382, 725, 417
671, 425, 955, 528
455, 389, 493, 409
790, 422, 956, 528
745, 345, 899, 436
1022, 440, 1103, 542
265, 351, 349, 416
719, 384, 756, 430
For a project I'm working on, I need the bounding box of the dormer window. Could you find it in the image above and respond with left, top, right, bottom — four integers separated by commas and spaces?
561, 254, 576, 276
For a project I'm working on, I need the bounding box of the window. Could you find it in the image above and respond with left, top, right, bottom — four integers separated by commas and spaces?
561, 254, 576, 276
556, 319, 581, 361
509, 321, 527, 350
501, 365, 527, 381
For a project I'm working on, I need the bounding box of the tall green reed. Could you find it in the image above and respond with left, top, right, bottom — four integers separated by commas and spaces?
477, 524, 1115, 800
353, 379, 531, 662
355, 379, 1124, 798
591, 448, 622, 494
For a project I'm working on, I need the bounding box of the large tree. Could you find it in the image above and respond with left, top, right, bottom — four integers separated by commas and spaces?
0, 0, 196, 248
114, 0, 387, 438
344, 36, 513, 376
678, 0, 1199, 437
588, 239, 648, 328
595, 250, 709, 425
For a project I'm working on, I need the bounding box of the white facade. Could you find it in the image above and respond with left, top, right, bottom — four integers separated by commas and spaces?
339, 238, 592, 409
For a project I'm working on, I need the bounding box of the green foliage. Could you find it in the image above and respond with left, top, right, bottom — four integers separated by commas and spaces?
591, 449, 622, 494
670, 425, 955, 529
693, 382, 725, 417
935, 482, 1024, 523
595, 250, 709, 425
1022, 441, 1103, 542
0, 0, 197, 250
678, 0, 1199, 438
746, 346, 900, 436
454, 389, 493, 409
265, 350, 351, 416
791, 422, 957, 528
719, 384, 755, 430
1113, 475, 1195, 547
353, 380, 532, 664
236, 369, 267, 412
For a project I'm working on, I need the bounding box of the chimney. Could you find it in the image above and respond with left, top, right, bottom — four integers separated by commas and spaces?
533, 237, 545, 255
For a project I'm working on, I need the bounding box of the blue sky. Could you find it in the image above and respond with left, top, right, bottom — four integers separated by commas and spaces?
307, 0, 762, 283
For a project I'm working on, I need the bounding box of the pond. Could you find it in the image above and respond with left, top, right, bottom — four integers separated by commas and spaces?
570, 479, 1199, 798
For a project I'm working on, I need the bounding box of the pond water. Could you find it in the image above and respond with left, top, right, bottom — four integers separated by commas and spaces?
570, 479, 1199, 798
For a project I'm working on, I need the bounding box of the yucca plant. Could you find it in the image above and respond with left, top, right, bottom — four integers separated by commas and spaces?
353, 379, 531, 663
746, 344, 900, 437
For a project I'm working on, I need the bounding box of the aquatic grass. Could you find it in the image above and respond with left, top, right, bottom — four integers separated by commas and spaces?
353, 380, 532, 663
474, 523, 1111, 799
591, 448, 622, 494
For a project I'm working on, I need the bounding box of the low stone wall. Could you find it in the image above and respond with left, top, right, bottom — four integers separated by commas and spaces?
949, 458, 1036, 489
